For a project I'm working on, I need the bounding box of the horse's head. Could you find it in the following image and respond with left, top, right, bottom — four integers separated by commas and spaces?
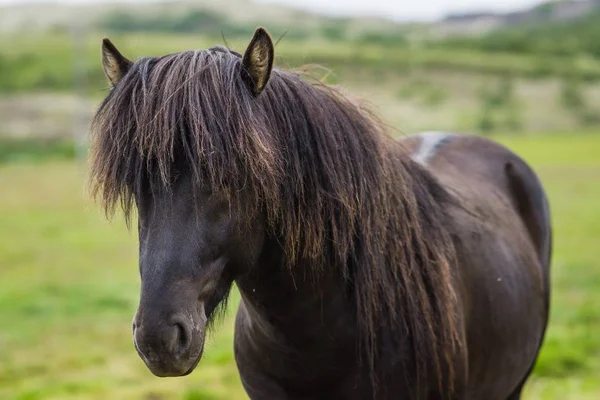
94, 28, 276, 377
132, 171, 266, 377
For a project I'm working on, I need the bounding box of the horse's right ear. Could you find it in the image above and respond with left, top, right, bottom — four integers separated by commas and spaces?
101, 38, 132, 86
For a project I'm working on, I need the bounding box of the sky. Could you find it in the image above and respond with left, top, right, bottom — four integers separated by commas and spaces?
0, 0, 547, 21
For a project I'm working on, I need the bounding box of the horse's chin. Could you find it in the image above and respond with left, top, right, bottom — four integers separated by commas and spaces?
180, 349, 204, 376
144, 345, 204, 378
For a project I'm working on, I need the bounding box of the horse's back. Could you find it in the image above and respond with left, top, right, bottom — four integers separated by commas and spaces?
403, 132, 551, 274
402, 132, 551, 399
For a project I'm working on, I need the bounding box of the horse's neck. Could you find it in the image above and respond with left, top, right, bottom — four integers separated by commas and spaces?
235, 236, 357, 366
238, 242, 352, 330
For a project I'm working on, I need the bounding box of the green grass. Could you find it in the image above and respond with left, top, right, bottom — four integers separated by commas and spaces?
0, 133, 599, 399
0, 138, 76, 164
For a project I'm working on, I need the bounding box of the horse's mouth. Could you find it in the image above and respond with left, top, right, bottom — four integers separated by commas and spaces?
181, 348, 204, 376
141, 350, 204, 378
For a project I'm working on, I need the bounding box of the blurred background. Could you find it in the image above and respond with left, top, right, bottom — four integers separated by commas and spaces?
0, 0, 599, 399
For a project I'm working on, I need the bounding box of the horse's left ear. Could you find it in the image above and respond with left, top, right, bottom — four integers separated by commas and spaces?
241, 27, 274, 96
101, 38, 133, 86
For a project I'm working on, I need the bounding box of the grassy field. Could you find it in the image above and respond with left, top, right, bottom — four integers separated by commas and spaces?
0, 132, 599, 400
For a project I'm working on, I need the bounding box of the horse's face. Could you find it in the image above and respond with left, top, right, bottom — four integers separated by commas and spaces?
132, 169, 265, 377
98, 27, 275, 377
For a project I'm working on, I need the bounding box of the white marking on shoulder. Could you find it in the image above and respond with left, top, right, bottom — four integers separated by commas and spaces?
411, 131, 451, 165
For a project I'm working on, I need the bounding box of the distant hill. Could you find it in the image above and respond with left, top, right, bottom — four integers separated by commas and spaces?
435, 0, 600, 37
435, 1, 600, 58
0, 0, 402, 37
1, 0, 599, 56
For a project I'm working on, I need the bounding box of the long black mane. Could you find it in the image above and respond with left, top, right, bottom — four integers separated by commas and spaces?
90, 46, 461, 396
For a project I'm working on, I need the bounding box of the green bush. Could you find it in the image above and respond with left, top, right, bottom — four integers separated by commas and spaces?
480, 74, 516, 108
504, 103, 524, 131
321, 22, 347, 41
558, 75, 600, 126
421, 86, 447, 107
578, 109, 600, 126
476, 75, 522, 133
356, 32, 407, 46
437, 9, 600, 58
560, 77, 586, 110
396, 78, 429, 100
395, 78, 447, 107
102, 10, 228, 34
477, 108, 496, 134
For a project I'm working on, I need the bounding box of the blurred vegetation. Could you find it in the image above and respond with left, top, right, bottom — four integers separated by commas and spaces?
0, 138, 76, 164
396, 78, 448, 107
2, 32, 600, 95
2, 4, 600, 94
101, 9, 309, 40
439, 9, 600, 58
477, 74, 523, 134
559, 75, 600, 126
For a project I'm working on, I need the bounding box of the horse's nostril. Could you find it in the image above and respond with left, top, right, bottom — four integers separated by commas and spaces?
171, 317, 192, 357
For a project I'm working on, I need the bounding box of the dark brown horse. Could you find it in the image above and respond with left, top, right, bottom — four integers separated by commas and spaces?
90, 28, 551, 399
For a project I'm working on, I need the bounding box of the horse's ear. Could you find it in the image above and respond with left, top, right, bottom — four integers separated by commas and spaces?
241, 27, 274, 96
101, 38, 132, 86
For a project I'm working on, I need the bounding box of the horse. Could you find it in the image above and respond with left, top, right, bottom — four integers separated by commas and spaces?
89, 28, 552, 399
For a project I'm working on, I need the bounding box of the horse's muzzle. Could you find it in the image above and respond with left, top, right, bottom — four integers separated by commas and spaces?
132, 310, 205, 377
